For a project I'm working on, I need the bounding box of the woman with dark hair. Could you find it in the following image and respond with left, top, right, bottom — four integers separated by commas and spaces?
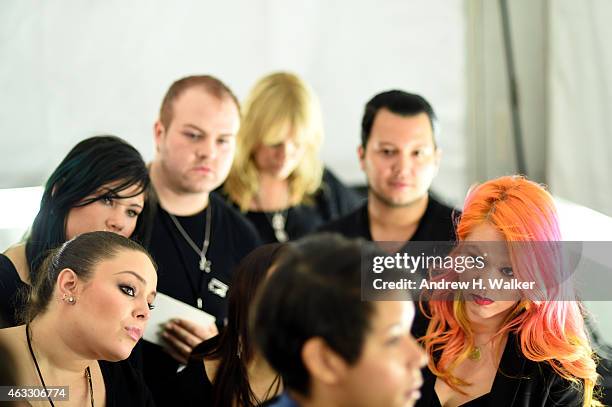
172, 243, 287, 406
0, 135, 151, 327
0, 231, 157, 406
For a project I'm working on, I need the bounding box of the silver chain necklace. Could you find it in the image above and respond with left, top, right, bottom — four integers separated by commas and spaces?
169, 204, 212, 274
255, 194, 289, 242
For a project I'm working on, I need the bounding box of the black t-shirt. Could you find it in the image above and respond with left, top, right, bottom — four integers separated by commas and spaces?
318, 194, 458, 242
148, 192, 261, 319
171, 336, 281, 406
142, 192, 261, 405
170, 338, 217, 406
0, 254, 29, 328
172, 358, 213, 406
229, 168, 362, 244
99, 360, 155, 406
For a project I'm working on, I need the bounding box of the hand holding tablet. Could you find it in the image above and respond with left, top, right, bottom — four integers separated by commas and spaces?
143, 292, 217, 363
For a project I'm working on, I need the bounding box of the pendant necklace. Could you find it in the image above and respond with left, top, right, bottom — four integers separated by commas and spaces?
468, 346, 482, 361
468, 336, 496, 361
26, 324, 94, 407
268, 210, 289, 243
169, 203, 212, 274
255, 194, 289, 243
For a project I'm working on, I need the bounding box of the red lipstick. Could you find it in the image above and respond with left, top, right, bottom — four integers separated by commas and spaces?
471, 294, 494, 306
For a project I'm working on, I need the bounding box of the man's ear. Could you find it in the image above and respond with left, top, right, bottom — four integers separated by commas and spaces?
56, 268, 79, 298
154, 120, 166, 153
301, 337, 348, 386
358, 145, 366, 171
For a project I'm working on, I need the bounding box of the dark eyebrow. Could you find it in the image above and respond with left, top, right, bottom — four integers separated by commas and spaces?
114, 271, 157, 298
97, 187, 144, 208
114, 270, 147, 285
111, 194, 144, 209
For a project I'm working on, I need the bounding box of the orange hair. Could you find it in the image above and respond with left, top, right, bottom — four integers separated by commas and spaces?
420, 175, 601, 406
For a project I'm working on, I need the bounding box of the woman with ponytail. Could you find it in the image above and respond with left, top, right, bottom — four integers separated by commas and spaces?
416, 175, 601, 407
0, 231, 157, 405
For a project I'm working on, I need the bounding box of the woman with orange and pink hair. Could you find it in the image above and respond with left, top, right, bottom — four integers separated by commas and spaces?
415, 176, 601, 407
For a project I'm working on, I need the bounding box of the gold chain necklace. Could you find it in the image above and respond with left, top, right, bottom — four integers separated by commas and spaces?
468, 336, 497, 361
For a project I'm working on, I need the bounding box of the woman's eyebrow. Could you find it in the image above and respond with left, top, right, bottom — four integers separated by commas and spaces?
114, 270, 147, 285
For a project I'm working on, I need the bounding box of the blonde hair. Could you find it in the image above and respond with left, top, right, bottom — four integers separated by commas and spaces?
224, 72, 324, 211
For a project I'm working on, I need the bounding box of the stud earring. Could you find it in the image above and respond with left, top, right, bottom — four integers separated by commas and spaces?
62, 293, 76, 304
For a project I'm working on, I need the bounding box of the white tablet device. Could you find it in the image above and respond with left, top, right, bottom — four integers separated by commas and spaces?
143, 292, 216, 347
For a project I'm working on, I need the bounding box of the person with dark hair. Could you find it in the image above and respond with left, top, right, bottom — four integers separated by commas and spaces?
253, 234, 426, 407
319, 90, 456, 243
144, 75, 261, 404
0, 135, 151, 328
0, 231, 157, 406
170, 243, 286, 406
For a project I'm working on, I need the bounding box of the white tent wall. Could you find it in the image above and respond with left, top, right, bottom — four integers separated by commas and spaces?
547, 0, 612, 343
466, 0, 548, 185
0, 1, 467, 206
548, 0, 612, 217
467, 0, 611, 217
467, 0, 612, 343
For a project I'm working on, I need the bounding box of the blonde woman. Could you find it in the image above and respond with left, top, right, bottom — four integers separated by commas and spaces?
224, 72, 360, 243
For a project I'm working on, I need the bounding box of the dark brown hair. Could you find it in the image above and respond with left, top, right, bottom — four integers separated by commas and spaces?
253, 234, 382, 396
24, 231, 156, 323
191, 243, 287, 407
25, 135, 152, 279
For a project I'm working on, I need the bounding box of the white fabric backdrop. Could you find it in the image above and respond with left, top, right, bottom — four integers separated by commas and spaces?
548, 0, 612, 217
0, 0, 467, 205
